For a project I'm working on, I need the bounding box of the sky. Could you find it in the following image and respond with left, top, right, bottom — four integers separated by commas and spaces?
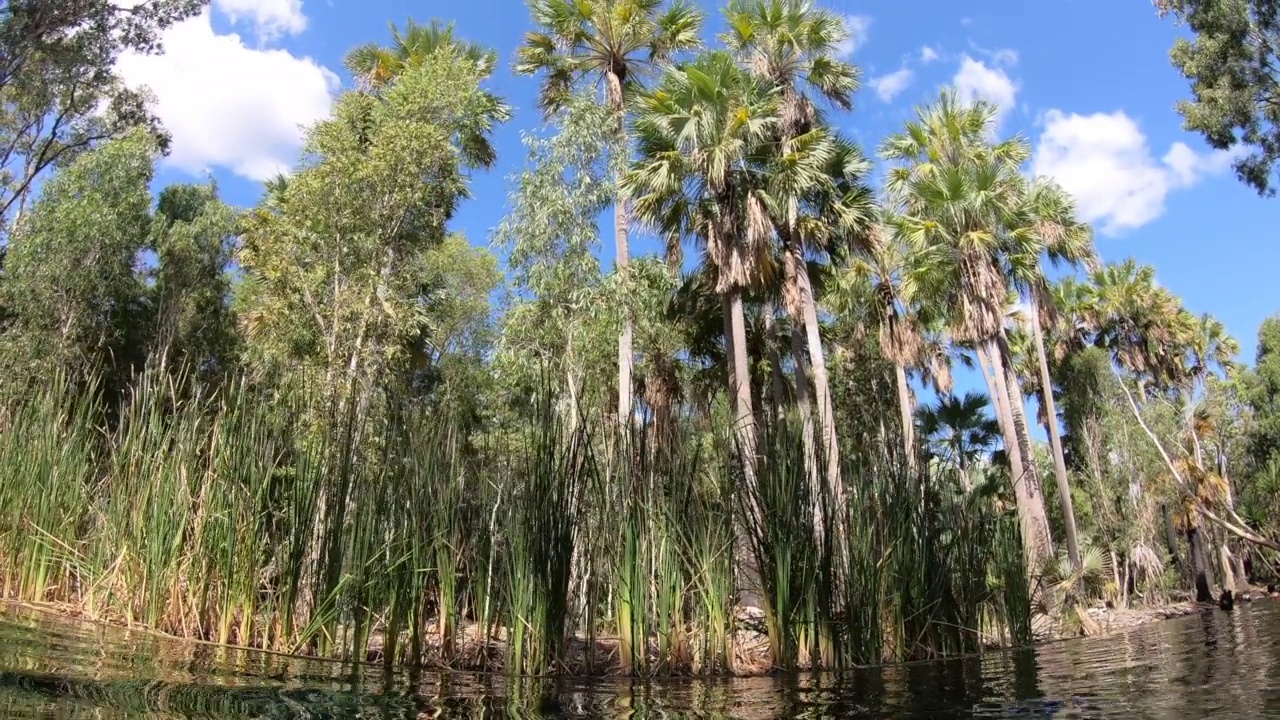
115, 0, 1277, 369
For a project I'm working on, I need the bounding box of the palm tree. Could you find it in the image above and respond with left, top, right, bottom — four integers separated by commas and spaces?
1187, 313, 1239, 393
880, 89, 1056, 571
1004, 179, 1097, 570
516, 0, 703, 427
722, 0, 864, 500
1086, 260, 1198, 395
343, 19, 511, 170
625, 51, 780, 594
917, 391, 1001, 489
827, 218, 941, 463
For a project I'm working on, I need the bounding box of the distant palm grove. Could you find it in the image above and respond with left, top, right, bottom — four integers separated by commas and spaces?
1, 0, 1279, 677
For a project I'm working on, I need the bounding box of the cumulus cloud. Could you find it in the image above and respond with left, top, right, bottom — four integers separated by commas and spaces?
870, 68, 913, 102
835, 15, 872, 58
920, 46, 940, 63
1031, 109, 1238, 235
115, 7, 338, 182
213, 0, 307, 40
952, 55, 1017, 128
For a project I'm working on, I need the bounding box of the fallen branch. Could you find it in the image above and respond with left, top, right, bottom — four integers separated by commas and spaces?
1116, 376, 1280, 553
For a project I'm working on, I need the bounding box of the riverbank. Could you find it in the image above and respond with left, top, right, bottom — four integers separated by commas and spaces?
4, 593, 1257, 677
1038, 587, 1280, 644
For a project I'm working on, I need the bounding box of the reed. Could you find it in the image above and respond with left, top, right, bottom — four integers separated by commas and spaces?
0, 368, 1030, 675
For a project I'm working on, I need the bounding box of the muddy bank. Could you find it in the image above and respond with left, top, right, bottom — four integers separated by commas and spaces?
1039, 588, 1278, 643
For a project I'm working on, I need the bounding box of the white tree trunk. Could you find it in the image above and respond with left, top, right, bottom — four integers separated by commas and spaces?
1030, 302, 1081, 570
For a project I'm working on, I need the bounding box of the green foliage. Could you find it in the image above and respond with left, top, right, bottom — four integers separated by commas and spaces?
515, 0, 704, 114
0, 369, 1031, 675
1, 0, 1274, 683
149, 181, 241, 386
236, 49, 505, 409
493, 94, 621, 404
1243, 315, 1280, 466
0, 130, 157, 392
1158, 0, 1280, 196
342, 18, 511, 169
0, 0, 205, 230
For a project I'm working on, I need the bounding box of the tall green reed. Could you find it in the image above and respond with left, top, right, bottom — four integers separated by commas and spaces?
0, 366, 1030, 677
501, 393, 587, 675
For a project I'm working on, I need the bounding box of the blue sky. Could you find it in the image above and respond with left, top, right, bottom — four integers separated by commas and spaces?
118, 0, 1275, 366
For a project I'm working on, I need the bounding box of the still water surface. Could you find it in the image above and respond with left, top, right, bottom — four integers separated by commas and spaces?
1, 601, 1279, 718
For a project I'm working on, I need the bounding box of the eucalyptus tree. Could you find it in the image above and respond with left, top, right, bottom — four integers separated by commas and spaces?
0, 0, 204, 235
344, 18, 512, 169
0, 129, 156, 396
515, 0, 703, 427
237, 45, 507, 423
494, 94, 620, 425
721, 0, 866, 495
1156, 0, 1280, 196
625, 49, 779, 538
880, 89, 1055, 571
148, 181, 242, 387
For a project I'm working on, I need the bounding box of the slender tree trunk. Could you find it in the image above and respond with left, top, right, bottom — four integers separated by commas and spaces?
894, 362, 915, 468
728, 291, 758, 476
788, 318, 820, 503
981, 341, 1054, 572
725, 291, 761, 606
1161, 503, 1182, 568
996, 329, 1042, 491
762, 302, 788, 419
1030, 304, 1081, 570
790, 245, 844, 521
608, 71, 633, 429
616, 199, 633, 428
976, 344, 1022, 478
1187, 525, 1214, 602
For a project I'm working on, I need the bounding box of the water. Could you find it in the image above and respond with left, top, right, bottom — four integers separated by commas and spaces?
1, 602, 1279, 719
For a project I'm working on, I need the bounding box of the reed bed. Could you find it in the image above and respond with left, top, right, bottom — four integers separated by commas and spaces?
0, 370, 1030, 676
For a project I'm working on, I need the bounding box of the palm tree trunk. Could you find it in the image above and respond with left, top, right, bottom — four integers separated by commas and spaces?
616, 200, 633, 428
1001, 353, 1056, 555
975, 343, 1022, 476
1187, 525, 1214, 602
981, 340, 1054, 572
762, 301, 788, 418
1029, 303, 1081, 570
725, 291, 762, 606
609, 70, 633, 429
995, 329, 1043, 489
788, 318, 821, 503
728, 291, 758, 474
894, 362, 915, 467
790, 244, 844, 521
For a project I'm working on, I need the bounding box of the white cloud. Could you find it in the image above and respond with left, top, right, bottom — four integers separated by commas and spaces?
1031, 109, 1238, 235
920, 46, 940, 63
952, 55, 1017, 127
870, 68, 913, 102
115, 8, 338, 182
835, 15, 872, 58
213, 0, 307, 40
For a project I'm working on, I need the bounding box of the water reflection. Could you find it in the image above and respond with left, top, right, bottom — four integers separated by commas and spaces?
3, 601, 1280, 718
